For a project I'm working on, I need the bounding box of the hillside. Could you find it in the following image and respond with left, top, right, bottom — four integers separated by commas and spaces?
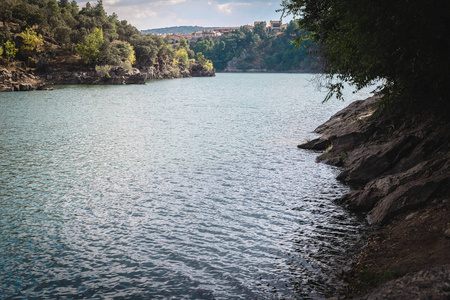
191, 21, 323, 72
0, 0, 214, 91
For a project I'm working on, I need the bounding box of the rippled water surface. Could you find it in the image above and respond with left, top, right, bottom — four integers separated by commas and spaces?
0, 74, 372, 299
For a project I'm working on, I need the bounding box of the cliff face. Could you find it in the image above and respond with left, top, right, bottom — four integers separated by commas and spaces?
298, 96, 450, 297
0, 61, 215, 92
0, 68, 48, 92
46, 66, 148, 85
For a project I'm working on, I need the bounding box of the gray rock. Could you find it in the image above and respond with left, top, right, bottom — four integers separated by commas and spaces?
358, 264, 450, 299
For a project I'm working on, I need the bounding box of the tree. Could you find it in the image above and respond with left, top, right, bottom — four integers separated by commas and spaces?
4, 41, 18, 61
174, 48, 189, 66
75, 27, 103, 64
114, 42, 136, 65
281, 0, 450, 107
19, 28, 44, 59
253, 22, 267, 39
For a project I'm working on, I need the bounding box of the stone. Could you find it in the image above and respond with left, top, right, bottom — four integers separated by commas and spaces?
445, 228, 450, 238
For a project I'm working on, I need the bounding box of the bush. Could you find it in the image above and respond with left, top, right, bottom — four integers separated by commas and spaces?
75, 28, 104, 65
282, 0, 450, 108
4, 41, 18, 61
95, 64, 112, 78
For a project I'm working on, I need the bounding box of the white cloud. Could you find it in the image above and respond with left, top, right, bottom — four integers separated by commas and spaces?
210, 1, 252, 15
217, 3, 232, 14
103, 0, 123, 5
152, 0, 187, 7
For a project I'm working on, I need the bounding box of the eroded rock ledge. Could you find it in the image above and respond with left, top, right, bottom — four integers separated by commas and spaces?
1, 62, 215, 92
298, 96, 450, 297
299, 96, 449, 225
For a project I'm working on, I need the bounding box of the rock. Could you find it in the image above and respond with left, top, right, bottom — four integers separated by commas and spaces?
303, 96, 450, 225
357, 264, 450, 299
445, 229, 450, 238
405, 212, 418, 220
1, 67, 44, 92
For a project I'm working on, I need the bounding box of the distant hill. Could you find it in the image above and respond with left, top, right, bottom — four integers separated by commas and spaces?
141, 26, 224, 35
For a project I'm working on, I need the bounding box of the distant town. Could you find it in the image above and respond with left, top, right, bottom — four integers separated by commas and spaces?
142, 20, 288, 44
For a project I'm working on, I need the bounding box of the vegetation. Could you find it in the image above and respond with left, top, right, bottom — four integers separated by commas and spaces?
191, 21, 322, 72
3, 41, 18, 61
281, 0, 450, 108
0, 0, 212, 74
75, 27, 103, 65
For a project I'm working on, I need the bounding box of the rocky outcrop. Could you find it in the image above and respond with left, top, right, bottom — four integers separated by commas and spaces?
298, 96, 450, 297
47, 66, 147, 85
0, 67, 49, 92
144, 62, 215, 79
189, 62, 215, 77
357, 264, 450, 300
299, 96, 450, 225
1, 61, 215, 92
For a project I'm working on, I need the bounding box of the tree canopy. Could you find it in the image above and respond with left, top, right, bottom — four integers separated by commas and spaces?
0, 0, 212, 73
191, 21, 323, 72
282, 0, 450, 107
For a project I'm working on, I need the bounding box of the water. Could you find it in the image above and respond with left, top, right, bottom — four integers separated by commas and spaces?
0, 73, 373, 299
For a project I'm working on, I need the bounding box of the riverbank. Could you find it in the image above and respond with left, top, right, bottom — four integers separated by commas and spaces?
298, 96, 450, 298
0, 61, 215, 92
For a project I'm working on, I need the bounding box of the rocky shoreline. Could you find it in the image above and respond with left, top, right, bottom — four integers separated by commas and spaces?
298, 96, 450, 298
0, 62, 215, 92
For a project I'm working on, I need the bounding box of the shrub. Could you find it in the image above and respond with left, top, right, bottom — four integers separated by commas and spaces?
4, 41, 18, 61
174, 48, 189, 66
75, 28, 104, 65
95, 64, 112, 78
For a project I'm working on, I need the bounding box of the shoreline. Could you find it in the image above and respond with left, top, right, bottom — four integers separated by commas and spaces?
0, 63, 215, 93
298, 96, 450, 298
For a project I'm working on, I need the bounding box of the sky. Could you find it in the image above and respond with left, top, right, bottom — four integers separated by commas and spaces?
77, 0, 291, 30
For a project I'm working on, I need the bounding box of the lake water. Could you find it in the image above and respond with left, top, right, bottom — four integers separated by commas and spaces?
0, 73, 373, 299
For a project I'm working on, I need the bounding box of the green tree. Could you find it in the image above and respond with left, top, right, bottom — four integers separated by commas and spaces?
174, 48, 189, 66
19, 28, 44, 58
281, 0, 450, 106
4, 40, 18, 61
253, 22, 267, 39
75, 27, 104, 64
114, 41, 136, 65
0, 46, 3, 57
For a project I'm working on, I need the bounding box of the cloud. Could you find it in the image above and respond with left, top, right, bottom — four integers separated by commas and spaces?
152, 0, 187, 6
209, 1, 252, 15
81, 0, 287, 30
217, 3, 232, 14
103, 0, 123, 5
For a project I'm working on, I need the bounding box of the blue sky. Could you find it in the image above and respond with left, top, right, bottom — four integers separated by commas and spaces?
77, 0, 290, 30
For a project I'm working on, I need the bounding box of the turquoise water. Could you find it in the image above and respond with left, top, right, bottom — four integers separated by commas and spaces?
0, 74, 372, 299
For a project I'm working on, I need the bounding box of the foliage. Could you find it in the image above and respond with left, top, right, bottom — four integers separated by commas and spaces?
174, 48, 189, 66
0, 0, 210, 72
4, 41, 18, 61
0, 46, 3, 57
281, 0, 450, 107
75, 27, 104, 65
19, 28, 44, 58
95, 64, 112, 78
196, 52, 213, 71
114, 42, 136, 65
191, 21, 321, 71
